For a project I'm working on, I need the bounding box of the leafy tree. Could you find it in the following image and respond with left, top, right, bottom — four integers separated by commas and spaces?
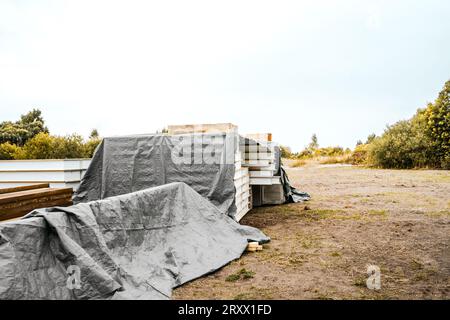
308, 134, 319, 151
422, 80, 450, 168
83, 138, 102, 158
366, 133, 377, 144
21, 132, 54, 159
365, 79, 449, 169
0, 108, 48, 146
89, 129, 99, 139
280, 145, 292, 158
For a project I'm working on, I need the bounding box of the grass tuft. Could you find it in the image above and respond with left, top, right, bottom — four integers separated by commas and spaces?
225, 268, 255, 282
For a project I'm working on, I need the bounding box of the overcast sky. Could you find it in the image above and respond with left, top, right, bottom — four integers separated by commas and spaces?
1, 0, 449, 151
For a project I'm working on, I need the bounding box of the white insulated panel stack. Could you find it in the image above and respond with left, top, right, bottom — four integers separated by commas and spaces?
242, 133, 286, 207
241, 134, 281, 186
167, 123, 252, 221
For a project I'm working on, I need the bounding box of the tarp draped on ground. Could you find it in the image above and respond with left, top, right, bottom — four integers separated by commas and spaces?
0, 182, 269, 300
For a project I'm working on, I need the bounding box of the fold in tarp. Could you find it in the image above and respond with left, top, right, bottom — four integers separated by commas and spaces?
0, 182, 269, 300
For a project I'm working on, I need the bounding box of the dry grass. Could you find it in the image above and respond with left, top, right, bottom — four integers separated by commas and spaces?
291, 159, 307, 167
319, 155, 352, 165
173, 165, 450, 300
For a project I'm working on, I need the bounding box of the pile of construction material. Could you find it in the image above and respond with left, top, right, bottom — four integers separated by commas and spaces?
168, 124, 286, 221
0, 159, 91, 190
241, 133, 286, 208
0, 183, 73, 222
168, 123, 253, 222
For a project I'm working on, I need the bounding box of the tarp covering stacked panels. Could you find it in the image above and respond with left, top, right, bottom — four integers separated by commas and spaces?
0, 182, 268, 299
75, 134, 310, 212
74, 133, 240, 218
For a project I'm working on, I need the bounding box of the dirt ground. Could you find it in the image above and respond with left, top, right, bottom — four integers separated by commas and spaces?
173, 164, 450, 300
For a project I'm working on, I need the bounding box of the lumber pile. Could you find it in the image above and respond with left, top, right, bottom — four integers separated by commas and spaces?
246, 242, 263, 252
0, 183, 73, 222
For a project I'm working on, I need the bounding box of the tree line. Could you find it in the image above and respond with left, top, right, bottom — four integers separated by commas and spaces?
282, 79, 450, 169
0, 109, 101, 160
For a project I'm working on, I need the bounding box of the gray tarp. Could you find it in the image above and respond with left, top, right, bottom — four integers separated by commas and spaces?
74, 133, 239, 218
74, 134, 310, 216
0, 182, 269, 300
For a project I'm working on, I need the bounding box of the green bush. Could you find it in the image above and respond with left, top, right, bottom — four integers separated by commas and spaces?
314, 146, 345, 157
0, 142, 25, 160
280, 145, 293, 158
83, 138, 102, 158
350, 144, 369, 165
366, 119, 433, 169
19, 132, 102, 159
0, 109, 48, 146
366, 80, 449, 169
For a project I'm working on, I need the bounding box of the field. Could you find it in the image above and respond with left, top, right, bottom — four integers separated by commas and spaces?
173, 163, 450, 300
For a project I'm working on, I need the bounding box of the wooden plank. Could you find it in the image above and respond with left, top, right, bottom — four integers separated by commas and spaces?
0, 197, 72, 221
0, 188, 73, 205
0, 194, 72, 212
0, 183, 49, 195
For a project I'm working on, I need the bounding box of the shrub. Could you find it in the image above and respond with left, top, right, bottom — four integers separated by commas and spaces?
366, 118, 434, 169
21, 132, 55, 159
0, 142, 25, 160
350, 144, 369, 165
364, 80, 449, 169
314, 146, 345, 157
280, 145, 293, 158
21, 132, 101, 159
83, 138, 102, 158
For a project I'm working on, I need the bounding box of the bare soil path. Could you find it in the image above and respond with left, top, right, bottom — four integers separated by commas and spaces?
173, 165, 450, 300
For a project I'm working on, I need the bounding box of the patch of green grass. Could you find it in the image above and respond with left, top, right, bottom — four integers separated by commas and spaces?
410, 259, 424, 270
225, 274, 241, 282
368, 209, 387, 217
233, 287, 274, 300
330, 251, 341, 257
225, 268, 255, 282
353, 276, 367, 288
426, 210, 450, 218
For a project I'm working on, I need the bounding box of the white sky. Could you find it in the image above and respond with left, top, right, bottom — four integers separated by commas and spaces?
1, 0, 449, 151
